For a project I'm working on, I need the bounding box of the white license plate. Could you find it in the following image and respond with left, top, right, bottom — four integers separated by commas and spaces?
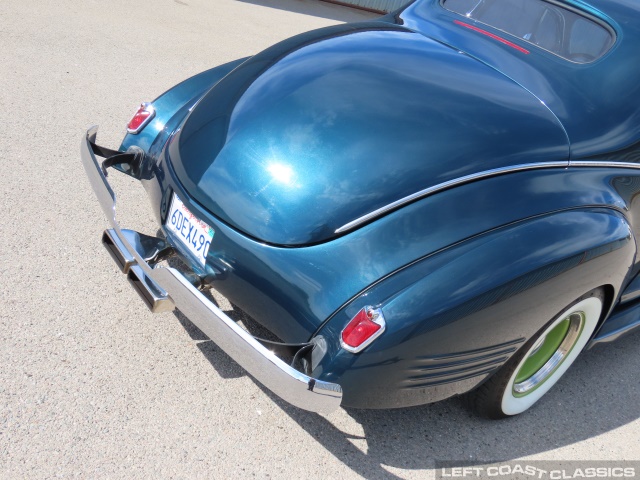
165, 194, 214, 267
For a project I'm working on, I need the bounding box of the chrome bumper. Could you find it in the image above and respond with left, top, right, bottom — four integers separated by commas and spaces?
81, 126, 342, 414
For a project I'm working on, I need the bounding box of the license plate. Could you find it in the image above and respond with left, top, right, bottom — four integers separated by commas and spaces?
165, 194, 214, 267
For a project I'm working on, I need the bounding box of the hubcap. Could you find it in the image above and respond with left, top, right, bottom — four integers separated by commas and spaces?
513, 312, 585, 396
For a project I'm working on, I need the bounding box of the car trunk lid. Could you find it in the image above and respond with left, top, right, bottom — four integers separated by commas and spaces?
167, 22, 569, 246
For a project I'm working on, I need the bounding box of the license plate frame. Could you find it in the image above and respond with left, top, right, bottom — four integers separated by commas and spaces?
165, 194, 214, 267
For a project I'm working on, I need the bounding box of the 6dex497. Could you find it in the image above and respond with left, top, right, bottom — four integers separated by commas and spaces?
82, 0, 640, 418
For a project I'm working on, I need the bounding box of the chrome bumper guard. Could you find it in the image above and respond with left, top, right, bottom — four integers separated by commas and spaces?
81, 126, 342, 414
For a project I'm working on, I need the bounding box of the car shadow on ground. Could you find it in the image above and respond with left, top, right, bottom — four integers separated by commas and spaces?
236, 0, 380, 22
176, 308, 639, 478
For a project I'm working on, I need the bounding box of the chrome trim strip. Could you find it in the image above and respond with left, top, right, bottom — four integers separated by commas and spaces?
569, 160, 640, 169
335, 162, 568, 234
82, 127, 342, 415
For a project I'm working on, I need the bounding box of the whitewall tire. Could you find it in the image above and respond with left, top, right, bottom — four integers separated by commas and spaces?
467, 289, 604, 419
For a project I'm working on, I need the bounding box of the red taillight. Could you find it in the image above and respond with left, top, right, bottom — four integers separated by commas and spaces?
127, 102, 155, 134
341, 306, 386, 353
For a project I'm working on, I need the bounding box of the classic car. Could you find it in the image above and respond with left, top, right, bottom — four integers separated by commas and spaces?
82, 0, 640, 418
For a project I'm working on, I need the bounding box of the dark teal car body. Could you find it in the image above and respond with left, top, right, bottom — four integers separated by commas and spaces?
85, 0, 640, 412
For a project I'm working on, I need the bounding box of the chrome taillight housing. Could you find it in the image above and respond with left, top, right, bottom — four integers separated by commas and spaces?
340, 306, 386, 353
127, 102, 155, 134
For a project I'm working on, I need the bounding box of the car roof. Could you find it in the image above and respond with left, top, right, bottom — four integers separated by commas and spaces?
398, 0, 640, 158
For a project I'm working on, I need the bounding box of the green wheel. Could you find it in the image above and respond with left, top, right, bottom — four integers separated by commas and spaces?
468, 289, 603, 418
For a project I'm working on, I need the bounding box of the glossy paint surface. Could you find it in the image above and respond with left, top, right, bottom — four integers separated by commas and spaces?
120, 58, 248, 155
146, 163, 639, 345
400, 0, 640, 157
114, 0, 640, 408
168, 22, 568, 245
312, 208, 633, 407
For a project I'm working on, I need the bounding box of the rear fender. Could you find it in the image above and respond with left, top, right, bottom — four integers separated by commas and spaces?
119, 57, 250, 156
312, 208, 634, 408
114, 58, 249, 223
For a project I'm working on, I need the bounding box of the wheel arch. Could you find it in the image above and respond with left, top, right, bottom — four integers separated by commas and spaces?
599, 283, 617, 330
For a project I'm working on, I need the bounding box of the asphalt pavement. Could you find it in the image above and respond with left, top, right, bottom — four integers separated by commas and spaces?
0, 0, 638, 478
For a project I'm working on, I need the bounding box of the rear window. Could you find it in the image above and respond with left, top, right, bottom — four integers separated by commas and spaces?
443, 0, 615, 63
